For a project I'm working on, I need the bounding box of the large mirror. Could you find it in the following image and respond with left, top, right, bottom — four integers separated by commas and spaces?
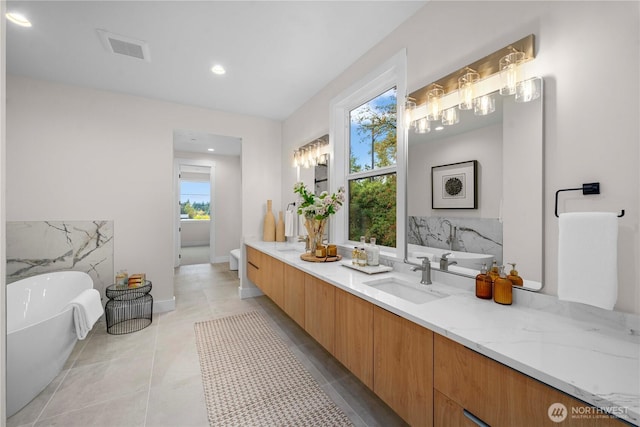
406, 86, 543, 290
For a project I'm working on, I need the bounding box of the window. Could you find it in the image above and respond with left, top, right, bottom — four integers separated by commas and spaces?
180, 180, 210, 220
348, 88, 397, 247
330, 50, 406, 252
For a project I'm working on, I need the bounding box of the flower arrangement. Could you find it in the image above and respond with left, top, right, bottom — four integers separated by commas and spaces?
293, 182, 345, 220
293, 182, 345, 254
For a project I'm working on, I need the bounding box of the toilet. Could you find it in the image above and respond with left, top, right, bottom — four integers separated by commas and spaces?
229, 249, 241, 277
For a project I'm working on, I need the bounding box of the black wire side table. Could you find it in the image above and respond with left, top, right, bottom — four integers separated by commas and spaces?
105, 281, 153, 335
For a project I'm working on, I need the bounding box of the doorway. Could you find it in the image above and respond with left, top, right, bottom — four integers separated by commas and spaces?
174, 160, 215, 267
173, 129, 242, 268
178, 164, 212, 265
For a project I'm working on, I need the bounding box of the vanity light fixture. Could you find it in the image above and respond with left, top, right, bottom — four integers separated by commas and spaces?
404, 98, 417, 129
5, 12, 32, 27
426, 85, 444, 121
293, 136, 329, 169
442, 107, 460, 125
515, 76, 542, 103
415, 117, 431, 134
458, 69, 480, 110
407, 34, 537, 134
499, 50, 526, 96
474, 94, 496, 116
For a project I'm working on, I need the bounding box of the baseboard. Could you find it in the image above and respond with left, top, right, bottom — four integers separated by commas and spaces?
214, 255, 230, 264
153, 296, 176, 313
239, 286, 263, 299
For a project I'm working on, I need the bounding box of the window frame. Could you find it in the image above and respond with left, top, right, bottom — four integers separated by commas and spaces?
329, 49, 407, 257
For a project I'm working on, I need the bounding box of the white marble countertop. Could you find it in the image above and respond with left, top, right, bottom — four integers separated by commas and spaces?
245, 241, 640, 425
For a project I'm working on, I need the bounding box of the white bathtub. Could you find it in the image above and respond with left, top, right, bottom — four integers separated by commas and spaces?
6, 271, 95, 417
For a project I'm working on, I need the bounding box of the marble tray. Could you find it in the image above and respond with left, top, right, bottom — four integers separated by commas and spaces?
340, 260, 393, 274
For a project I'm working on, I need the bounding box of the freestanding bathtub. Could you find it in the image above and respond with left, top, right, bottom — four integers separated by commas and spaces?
6, 271, 96, 417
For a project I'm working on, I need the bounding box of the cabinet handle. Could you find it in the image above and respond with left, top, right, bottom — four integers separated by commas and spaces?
463, 409, 490, 427
248, 261, 259, 269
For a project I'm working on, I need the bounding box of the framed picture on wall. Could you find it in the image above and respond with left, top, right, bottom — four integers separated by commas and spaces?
432, 160, 477, 209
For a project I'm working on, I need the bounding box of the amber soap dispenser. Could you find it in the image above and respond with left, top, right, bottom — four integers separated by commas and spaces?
475, 263, 492, 299
493, 265, 513, 305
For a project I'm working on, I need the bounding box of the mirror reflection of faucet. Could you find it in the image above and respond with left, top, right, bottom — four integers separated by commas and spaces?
442, 220, 457, 251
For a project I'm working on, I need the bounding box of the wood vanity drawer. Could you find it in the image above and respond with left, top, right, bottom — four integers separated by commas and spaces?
434, 390, 479, 427
335, 288, 374, 389
283, 264, 305, 328
433, 333, 627, 426
304, 274, 335, 354
374, 306, 433, 427
245, 246, 263, 289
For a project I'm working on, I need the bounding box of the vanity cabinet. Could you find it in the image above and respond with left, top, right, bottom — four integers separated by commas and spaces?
283, 263, 305, 328
263, 255, 284, 307
433, 333, 626, 426
373, 306, 433, 427
335, 288, 374, 389
246, 247, 284, 307
304, 274, 335, 354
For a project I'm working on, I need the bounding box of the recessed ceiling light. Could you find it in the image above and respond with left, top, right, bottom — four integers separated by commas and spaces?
6, 12, 32, 27
211, 64, 226, 75
207, 148, 215, 152
435, 126, 444, 131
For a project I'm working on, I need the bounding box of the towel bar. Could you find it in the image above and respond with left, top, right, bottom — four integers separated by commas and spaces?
554, 182, 625, 218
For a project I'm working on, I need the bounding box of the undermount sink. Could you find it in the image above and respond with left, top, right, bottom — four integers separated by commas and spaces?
275, 245, 301, 252
363, 276, 448, 304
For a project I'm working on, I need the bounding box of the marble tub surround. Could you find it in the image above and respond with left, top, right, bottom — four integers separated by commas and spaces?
245, 240, 640, 425
408, 215, 502, 264
6, 220, 114, 301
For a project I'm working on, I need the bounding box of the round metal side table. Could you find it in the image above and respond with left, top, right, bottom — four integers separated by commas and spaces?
105, 281, 153, 335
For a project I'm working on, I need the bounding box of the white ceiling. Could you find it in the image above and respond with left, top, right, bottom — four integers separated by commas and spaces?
6, 1, 426, 156
6, 1, 426, 123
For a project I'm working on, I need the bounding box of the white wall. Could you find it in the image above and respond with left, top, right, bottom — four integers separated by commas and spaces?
175, 151, 242, 258
282, 1, 640, 314
6, 76, 281, 306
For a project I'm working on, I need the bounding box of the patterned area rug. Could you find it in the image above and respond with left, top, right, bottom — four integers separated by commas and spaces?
194, 311, 354, 426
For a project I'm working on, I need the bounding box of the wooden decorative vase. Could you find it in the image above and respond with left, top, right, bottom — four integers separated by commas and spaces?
263, 200, 276, 241
276, 211, 286, 242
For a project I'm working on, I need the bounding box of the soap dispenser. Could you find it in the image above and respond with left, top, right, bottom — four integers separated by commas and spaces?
475, 263, 492, 299
488, 260, 500, 283
365, 237, 380, 266
493, 265, 513, 305
507, 263, 524, 287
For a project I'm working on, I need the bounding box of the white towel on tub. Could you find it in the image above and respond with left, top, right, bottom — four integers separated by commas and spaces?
67, 289, 104, 340
558, 212, 618, 310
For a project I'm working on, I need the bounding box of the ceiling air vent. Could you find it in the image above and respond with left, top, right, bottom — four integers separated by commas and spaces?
96, 29, 151, 62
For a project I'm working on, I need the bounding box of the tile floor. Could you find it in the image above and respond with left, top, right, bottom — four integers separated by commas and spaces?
8, 263, 406, 427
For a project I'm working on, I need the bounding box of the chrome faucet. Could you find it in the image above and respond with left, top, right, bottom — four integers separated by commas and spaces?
411, 256, 432, 285
439, 253, 458, 271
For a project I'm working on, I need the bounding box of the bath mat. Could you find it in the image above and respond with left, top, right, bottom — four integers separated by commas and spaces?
194, 311, 354, 426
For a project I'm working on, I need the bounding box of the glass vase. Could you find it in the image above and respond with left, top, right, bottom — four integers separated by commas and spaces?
304, 218, 327, 254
